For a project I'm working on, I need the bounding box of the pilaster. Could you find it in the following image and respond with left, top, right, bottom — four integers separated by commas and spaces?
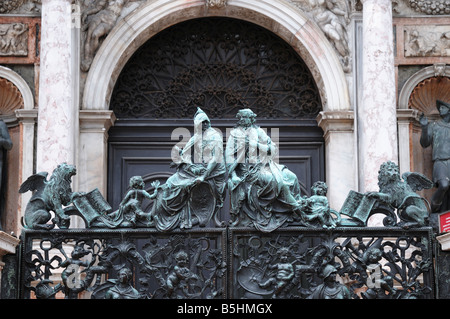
78, 110, 116, 198
317, 111, 356, 211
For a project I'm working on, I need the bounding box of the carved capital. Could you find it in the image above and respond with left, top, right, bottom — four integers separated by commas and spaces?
79, 110, 116, 133
316, 111, 354, 135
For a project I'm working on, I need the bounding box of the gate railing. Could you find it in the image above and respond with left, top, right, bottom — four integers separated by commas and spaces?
18, 226, 435, 299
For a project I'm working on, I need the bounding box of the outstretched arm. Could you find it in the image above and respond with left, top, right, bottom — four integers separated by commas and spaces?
419, 113, 432, 148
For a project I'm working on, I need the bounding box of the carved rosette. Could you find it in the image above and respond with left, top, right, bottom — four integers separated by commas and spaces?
408, 76, 450, 116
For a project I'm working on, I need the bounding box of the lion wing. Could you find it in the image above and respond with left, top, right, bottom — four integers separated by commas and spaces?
402, 172, 434, 192
19, 172, 49, 193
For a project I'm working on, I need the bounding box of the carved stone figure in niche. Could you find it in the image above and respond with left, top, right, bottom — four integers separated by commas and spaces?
19, 163, 76, 230
100, 176, 158, 228
405, 27, 450, 57
0, 119, 12, 231
105, 267, 140, 299
308, 0, 350, 71
299, 181, 341, 229
225, 108, 302, 232
0, 0, 41, 14
420, 100, 450, 213
151, 108, 226, 231
307, 264, 351, 299
81, 0, 129, 71
0, 23, 28, 56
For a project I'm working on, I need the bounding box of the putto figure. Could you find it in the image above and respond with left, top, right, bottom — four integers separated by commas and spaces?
299, 181, 341, 229
420, 100, 450, 213
225, 108, 302, 232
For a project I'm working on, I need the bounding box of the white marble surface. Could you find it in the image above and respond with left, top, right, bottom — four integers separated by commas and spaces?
37, 0, 75, 174
83, 0, 350, 113
359, 0, 398, 193
317, 111, 357, 211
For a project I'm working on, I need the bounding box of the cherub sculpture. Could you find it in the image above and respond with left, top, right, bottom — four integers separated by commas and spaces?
19, 163, 77, 229
367, 161, 433, 228
258, 247, 295, 299
102, 176, 158, 228
299, 181, 341, 229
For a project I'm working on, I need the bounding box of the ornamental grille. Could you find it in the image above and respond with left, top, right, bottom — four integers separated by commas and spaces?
110, 17, 321, 119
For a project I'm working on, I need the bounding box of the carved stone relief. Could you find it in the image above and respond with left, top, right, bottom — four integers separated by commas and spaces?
0, 0, 41, 14
0, 23, 28, 56
405, 25, 450, 57
288, 0, 351, 72
80, 0, 144, 72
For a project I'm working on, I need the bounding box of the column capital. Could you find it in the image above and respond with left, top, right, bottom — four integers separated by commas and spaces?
316, 110, 354, 135
15, 109, 38, 123
79, 110, 116, 132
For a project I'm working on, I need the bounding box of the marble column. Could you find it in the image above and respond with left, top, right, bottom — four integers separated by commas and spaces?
37, 0, 76, 174
358, 0, 398, 193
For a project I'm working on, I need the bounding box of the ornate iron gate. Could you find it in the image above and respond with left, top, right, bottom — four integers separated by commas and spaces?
17, 226, 435, 299
8, 17, 440, 300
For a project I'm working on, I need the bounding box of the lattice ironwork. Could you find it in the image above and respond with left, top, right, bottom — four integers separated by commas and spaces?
110, 18, 321, 119
229, 227, 435, 299
20, 229, 227, 299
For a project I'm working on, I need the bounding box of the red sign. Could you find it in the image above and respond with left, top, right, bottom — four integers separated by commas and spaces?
439, 211, 450, 233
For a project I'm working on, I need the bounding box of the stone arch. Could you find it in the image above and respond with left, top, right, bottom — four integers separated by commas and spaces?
82, 0, 350, 113
0, 65, 33, 112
